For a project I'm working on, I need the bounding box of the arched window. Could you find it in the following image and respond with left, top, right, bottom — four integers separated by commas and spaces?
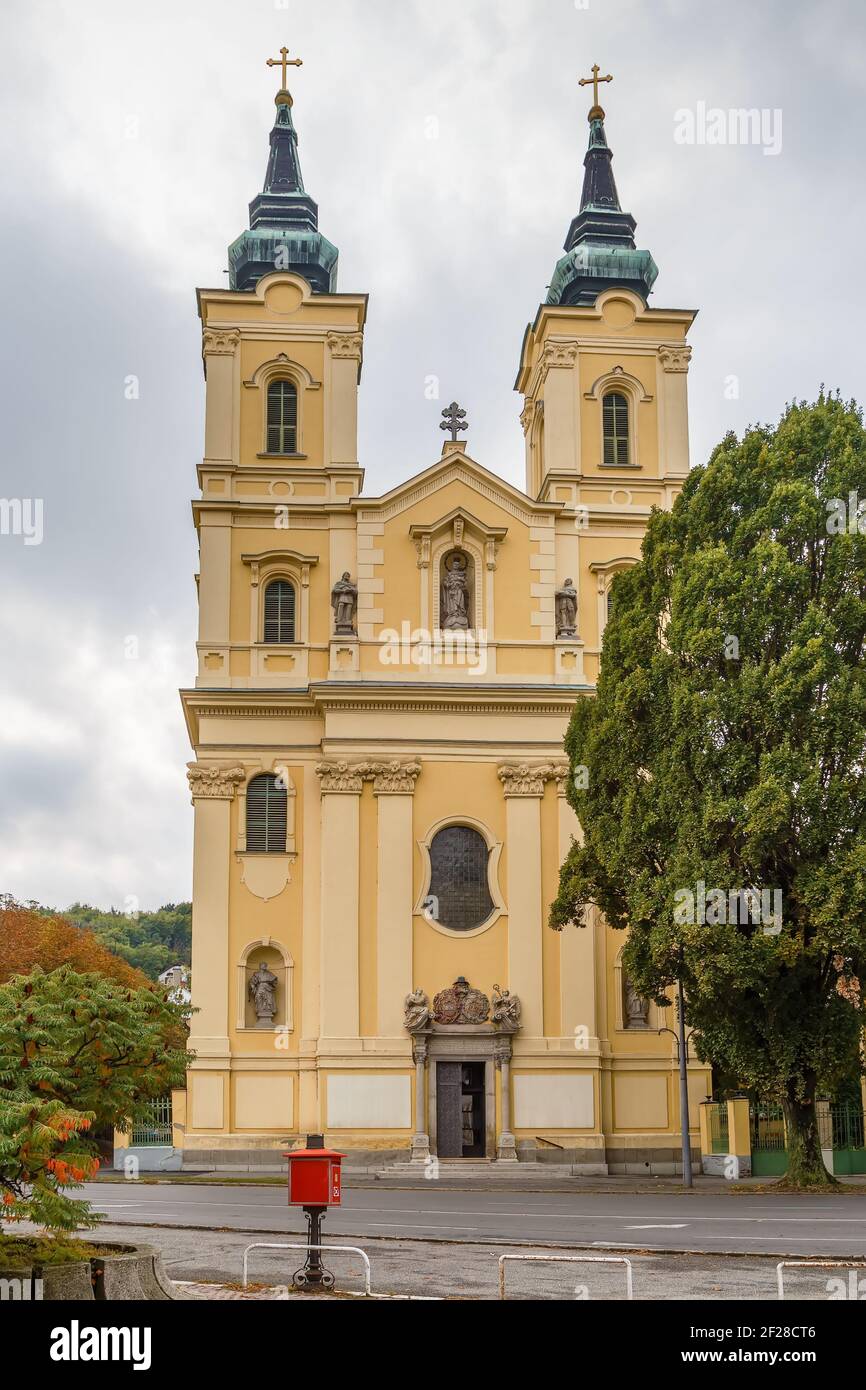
602, 390, 630, 467
427, 825, 493, 932
266, 380, 298, 454
246, 774, 288, 854
263, 580, 296, 643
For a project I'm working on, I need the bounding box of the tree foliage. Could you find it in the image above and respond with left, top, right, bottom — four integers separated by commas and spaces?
0, 966, 189, 1229
0, 903, 148, 989
0, 898, 191, 982
552, 394, 866, 1186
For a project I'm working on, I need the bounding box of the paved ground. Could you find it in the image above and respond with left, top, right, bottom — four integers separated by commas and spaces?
89, 1219, 865, 1300
80, 1179, 866, 1258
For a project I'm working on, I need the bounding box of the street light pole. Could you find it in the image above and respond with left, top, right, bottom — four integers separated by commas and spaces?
677, 976, 693, 1189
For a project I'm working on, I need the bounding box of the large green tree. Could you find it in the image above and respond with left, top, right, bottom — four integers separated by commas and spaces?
552, 394, 866, 1187
0, 967, 189, 1229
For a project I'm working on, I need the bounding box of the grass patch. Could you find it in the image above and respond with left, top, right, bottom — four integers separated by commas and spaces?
0, 1233, 116, 1270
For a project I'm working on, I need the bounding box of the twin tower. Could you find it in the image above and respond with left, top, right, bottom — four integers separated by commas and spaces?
177, 55, 706, 1174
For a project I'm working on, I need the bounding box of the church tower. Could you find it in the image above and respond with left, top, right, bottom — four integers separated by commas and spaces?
516, 69, 694, 686
179, 58, 708, 1176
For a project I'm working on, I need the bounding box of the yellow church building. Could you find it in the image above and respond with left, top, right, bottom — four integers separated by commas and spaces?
178, 53, 711, 1172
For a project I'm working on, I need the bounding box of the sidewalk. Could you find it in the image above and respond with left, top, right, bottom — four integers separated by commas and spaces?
93, 1167, 866, 1195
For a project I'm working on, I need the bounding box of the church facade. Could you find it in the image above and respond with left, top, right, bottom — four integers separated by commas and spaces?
179, 56, 711, 1171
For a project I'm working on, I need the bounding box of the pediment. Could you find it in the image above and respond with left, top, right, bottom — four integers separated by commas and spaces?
354, 448, 561, 530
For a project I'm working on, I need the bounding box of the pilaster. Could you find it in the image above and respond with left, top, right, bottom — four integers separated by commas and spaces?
186, 764, 245, 1060
373, 761, 422, 1038
317, 761, 363, 1039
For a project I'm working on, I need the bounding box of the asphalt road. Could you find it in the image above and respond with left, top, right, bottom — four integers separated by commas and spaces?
79, 1180, 866, 1258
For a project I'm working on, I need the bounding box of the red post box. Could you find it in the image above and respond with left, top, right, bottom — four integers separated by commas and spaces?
284, 1143, 344, 1207
283, 1135, 346, 1290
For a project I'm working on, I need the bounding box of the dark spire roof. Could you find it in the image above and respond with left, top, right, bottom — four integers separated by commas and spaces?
546, 108, 657, 307
228, 91, 338, 294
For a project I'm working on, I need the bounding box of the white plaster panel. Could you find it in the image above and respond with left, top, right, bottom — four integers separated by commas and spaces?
513, 1073, 594, 1129
326, 1074, 412, 1129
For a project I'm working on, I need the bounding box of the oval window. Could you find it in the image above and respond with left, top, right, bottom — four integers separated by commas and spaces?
427, 825, 494, 932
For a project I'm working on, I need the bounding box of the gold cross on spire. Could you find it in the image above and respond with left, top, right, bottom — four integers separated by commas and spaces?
266, 46, 303, 106
578, 63, 613, 120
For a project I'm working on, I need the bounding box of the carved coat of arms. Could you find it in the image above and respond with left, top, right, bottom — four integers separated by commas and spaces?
432, 976, 490, 1025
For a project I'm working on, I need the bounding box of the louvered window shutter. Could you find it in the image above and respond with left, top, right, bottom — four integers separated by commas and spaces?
246, 775, 288, 853
263, 580, 296, 643
603, 392, 630, 467
266, 381, 298, 454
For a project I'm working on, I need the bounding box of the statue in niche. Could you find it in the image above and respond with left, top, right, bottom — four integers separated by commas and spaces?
331, 572, 358, 634
624, 977, 650, 1029
555, 578, 578, 638
249, 962, 279, 1027
440, 552, 471, 631
403, 988, 432, 1032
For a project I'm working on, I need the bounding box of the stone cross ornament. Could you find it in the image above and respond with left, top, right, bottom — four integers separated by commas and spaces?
440, 401, 469, 443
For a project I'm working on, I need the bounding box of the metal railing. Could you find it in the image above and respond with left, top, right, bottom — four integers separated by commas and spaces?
777, 1260, 866, 1300
818, 1103, 865, 1152
130, 1096, 172, 1146
498, 1254, 634, 1301
706, 1101, 729, 1154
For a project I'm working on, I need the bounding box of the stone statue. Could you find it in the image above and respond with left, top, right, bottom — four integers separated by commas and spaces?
403, 987, 432, 1032
440, 553, 470, 631
624, 978, 650, 1028
331, 572, 358, 634
249, 963, 278, 1026
491, 984, 521, 1030
555, 578, 578, 638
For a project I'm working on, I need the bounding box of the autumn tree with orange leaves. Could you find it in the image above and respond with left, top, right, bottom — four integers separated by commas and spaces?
0, 966, 189, 1229
0, 901, 146, 989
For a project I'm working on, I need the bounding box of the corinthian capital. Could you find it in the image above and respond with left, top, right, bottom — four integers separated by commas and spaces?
326, 331, 364, 361
369, 760, 422, 795
658, 344, 692, 373
541, 340, 579, 375
497, 761, 561, 797
202, 329, 240, 355
187, 763, 245, 802
316, 760, 366, 794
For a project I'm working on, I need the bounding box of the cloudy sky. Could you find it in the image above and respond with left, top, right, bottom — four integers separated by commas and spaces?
0, 0, 863, 910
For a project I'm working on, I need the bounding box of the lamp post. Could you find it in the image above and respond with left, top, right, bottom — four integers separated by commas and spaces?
659, 978, 695, 1189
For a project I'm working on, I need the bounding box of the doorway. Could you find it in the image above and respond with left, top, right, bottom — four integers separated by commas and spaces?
436, 1061, 486, 1158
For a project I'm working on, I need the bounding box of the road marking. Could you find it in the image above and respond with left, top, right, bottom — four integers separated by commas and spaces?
626, 1224, 688, 1230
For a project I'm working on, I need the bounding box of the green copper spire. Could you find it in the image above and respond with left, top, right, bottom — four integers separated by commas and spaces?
546, 76, 657, 307
228, 56, 338, 294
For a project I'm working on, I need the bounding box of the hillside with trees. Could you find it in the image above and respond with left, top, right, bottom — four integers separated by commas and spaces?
0, 897, 191, 982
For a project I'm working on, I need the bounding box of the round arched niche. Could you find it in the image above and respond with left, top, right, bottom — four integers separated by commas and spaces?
438, 549, 475, 633
237, 939, 294, 1032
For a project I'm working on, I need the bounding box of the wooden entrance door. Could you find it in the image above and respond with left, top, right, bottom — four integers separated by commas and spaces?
436, 1060, 487, 1158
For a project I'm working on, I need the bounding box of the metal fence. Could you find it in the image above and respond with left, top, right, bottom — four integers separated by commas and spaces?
706, 1101, 729, 1154
130, 1096, 173, 1146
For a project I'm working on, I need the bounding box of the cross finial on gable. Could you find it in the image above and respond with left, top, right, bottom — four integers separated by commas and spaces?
440, 401, 469, 444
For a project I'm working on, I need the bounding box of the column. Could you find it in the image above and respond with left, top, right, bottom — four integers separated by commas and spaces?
317, 762, 362, 1040
495, 1039, 517, 1161
373, 761, 421, 1036
498, 763, 546, 1037
410, 1037, 430, 1164
186, 764, 244, 1135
